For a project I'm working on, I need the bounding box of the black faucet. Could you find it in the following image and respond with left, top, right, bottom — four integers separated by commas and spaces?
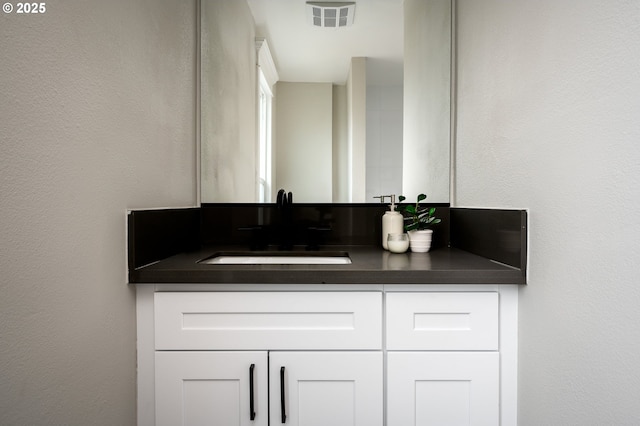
276, 188, 290, 210
276, 189, 294, 250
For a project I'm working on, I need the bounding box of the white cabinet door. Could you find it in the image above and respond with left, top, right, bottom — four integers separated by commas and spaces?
270, 351, 383, 426
387, 352, 499, 426
155, 351, 268, 426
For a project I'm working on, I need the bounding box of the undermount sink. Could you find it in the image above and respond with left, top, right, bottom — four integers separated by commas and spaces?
199, 251, 352, 265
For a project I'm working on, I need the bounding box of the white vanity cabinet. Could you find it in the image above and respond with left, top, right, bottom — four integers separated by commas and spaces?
136, 285, 517, 426
386, 291, 504, 426
140, 289, 383, 426
154, 350, 382, 426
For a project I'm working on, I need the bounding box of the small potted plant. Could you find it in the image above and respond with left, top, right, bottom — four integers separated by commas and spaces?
397, 193, 441, 252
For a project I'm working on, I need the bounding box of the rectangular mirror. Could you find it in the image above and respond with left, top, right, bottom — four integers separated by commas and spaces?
200, 0, 452, 203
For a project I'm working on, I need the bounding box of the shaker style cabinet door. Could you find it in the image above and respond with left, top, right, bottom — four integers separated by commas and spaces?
387, 352, 499, 426
269, 351, 383, 426
155, 351, 268, 426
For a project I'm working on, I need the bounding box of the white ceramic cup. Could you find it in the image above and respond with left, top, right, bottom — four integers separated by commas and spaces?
387, 233, 410, 253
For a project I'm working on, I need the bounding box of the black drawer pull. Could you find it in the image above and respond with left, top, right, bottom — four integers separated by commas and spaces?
280, 366, 287, 423
249, 364, 256, 421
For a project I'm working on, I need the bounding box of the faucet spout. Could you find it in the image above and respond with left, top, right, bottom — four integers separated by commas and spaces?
276, 188, 294, 250
277, 189, 285, 208
276, 188, 293, 210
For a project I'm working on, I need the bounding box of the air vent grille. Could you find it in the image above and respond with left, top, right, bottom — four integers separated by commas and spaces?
307, 2, 355, 28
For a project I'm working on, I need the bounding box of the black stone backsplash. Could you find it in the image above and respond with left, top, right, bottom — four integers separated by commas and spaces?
127, 207, 200, 272
450, 207, 527, 280
199, 203, 450, 249
127, 204, 528, 282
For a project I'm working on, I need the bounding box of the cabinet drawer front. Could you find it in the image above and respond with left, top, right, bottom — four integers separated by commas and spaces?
386, 292, 499, 350
155, 292, 382, 350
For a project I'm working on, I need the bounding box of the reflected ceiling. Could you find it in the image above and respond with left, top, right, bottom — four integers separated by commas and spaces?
247, 0, 404, 85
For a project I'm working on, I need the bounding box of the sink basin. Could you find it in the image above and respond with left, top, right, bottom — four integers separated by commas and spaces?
199, 251, 352, 265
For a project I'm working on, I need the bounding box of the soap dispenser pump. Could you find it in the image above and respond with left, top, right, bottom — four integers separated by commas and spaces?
375, 195, 404, 250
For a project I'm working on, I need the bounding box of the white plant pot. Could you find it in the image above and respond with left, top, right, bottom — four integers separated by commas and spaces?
408, 229, 433, 253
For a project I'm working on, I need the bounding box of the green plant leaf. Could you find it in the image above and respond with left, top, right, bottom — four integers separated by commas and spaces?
398, 195, 406, 202
405, 222, 418, 231
417, 193, 427, 202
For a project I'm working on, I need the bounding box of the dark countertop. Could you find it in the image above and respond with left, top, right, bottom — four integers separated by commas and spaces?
129, 245, 525, 285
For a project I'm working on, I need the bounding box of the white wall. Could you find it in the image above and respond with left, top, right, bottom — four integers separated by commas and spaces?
403, 0, 451, 203
366, 84, 403, 201
455, 1, 640, 424
347, 57, 367, 202
275, 82, 333, 202
201, 0, 256, 202
0, 1, 197, 425
333, 84, 349, 202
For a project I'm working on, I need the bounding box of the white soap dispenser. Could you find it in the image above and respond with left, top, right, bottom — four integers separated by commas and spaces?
378, 195, 404, 250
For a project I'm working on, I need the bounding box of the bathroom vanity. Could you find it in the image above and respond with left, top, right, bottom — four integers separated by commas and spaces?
129, 205, 526, 426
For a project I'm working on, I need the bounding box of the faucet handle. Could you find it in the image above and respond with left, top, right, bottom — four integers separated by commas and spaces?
373, 195, 394, 204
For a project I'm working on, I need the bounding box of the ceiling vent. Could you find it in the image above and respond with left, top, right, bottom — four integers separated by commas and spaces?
306, 2, 356, 28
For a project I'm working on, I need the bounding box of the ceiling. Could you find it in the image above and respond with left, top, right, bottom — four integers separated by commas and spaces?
246, 0, 404, 85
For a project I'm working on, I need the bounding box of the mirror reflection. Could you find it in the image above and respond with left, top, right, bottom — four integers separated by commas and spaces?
201, 0, 451, 203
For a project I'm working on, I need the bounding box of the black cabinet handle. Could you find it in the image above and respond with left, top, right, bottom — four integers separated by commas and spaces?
249, 364, 256, 421
280, 366, 287, 423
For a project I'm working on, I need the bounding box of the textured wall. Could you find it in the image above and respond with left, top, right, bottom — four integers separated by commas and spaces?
455, 0, 640, 424
201, 0, 257, 202
0, 1, 197, 424
403, 0, 451, 203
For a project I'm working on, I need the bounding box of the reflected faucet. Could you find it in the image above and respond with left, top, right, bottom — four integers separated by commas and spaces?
276, 189, 294, 250
276, 188, 292, 210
